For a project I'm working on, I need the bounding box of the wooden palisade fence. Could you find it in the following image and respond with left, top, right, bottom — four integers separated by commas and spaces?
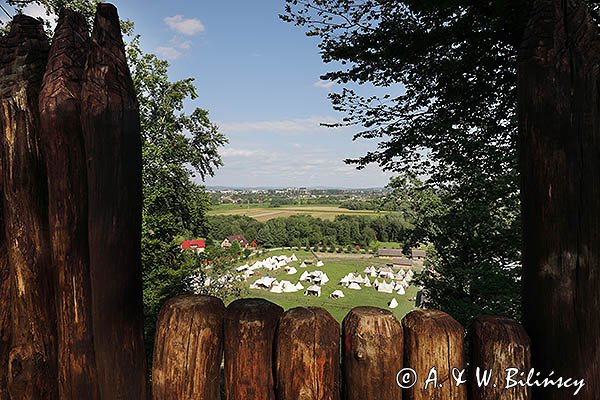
0, 1, 598, 400
152, 295, 532, 400
0, 4, 146, 400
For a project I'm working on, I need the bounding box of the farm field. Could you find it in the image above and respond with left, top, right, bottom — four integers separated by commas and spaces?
231, 250, 418, 322
208, 203, 389, 221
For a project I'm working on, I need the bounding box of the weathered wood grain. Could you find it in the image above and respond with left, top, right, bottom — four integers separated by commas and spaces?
469, 315, 531, 400
402, 310, 466, 400
224, 298, 283, 400
0, 15, 57, 400
342, 306, 403, 400
276, 306, 340, 400
152, 295, 225, 400
80, 4, 147, 398
519, 1, 600, 398
38, 10, 99, 400
0, 143, 9, 400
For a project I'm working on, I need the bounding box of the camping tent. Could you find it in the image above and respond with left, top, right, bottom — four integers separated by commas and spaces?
396, 286, 406, 295
299, 271, 310, 281
304, 285, 321, 297
286, 267, 298, 275
270, 285, 283, 293
290, 253, 298, 261
316, 260, 324, 267
300, 262, 307, 268
330, 290, 345, 299
377, 281, 395, 294
388, 298, 399, 309
295, 282, 304, 290
348, 282, 362, 290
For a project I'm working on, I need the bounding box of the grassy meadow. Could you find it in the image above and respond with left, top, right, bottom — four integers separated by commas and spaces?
208, 203, 388, 221
230, 249, 418, 322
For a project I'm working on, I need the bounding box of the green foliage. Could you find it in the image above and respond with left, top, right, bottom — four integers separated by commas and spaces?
281, 1, 527, 324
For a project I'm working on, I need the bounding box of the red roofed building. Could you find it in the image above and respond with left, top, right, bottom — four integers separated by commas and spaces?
180, 239, 205, 254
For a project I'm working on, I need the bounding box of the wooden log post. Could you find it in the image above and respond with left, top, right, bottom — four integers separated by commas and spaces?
342, 307, 403, 400
38, 10, 100, 400
152, 295, 225, 400
0, 163, 9, 400
224, 298, 283, 400
519, 1, 600, 398
402, 310, 466, 400
469, 315, 531, 400
81, 4, 147, 398
0, 15, 57, 400
275, 307, 340, 400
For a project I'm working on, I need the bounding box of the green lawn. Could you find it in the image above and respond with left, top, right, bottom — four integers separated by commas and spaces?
231, 250, 418, 322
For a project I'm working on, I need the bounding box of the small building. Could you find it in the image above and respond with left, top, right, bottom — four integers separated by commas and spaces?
377, 248, 404, 259
411, 249, 426, 261
390, 257, 413, 270
180, 239, 205, 254
221, 235, 249, 248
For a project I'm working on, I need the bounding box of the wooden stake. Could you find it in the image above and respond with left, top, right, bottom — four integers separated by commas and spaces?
39, 10, 100, 400
342, 306, 403, 400
275, 306, 340, 400
81, 4, 148, 398
402, 310, 466, 400
152, 295, 225, 400
0, 15, 57, 400
224, 298, 283, 400
469, 315, 531, 400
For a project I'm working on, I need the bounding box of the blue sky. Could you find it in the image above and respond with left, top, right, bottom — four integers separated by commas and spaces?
1, 0, 395, 188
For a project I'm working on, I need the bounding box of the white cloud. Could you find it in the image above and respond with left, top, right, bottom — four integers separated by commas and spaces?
313, 80, 335, 89
155, 46, 182, 61
218, 116, 343, 134
220, 148, 267, 158
21, 4, 56, 30
164, 15, 205, 36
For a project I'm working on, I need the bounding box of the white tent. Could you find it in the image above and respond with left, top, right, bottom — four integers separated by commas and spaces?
320, 273, 330, 285
270, 285, 283, 293
330, 290, 345, 299
295, 282, 304, 290
348, 282, 362, 290
339, 276, 350, 286
316, 260, 324, 267
300, 262, 307, 268
286, 266, 298, 275
299, 271, 310, 281
377, 281, 395, 294
373, 278, 381, 288
255, 277, 277, 289
236, 264, 249, 272
304, 285, 321, 297
396, 286, 406, 295
388, 298, 399, 309
290, 253, 298, 261
364, 277, 372, 287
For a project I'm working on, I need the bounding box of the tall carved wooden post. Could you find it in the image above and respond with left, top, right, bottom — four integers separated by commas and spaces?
0, 161, 9, 400
81, 4, 148, 398
39, 10, 100, 400
0, 15, 57, 399
519, 0, 600, 398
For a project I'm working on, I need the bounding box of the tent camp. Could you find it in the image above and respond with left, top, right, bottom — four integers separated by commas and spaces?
388, 298, 399, 309
304, 285, 321, 297
330, 290, 345, 299
348, 282, 362, 290
254, 277, 277, 289
270, 285, 283, 293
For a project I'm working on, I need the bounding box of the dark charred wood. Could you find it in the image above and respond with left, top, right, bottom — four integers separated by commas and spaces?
519, 1, 600, 398
0, 152, 9, 400
39, 10, 99, 400
152, 295, 225, 400
275, 306, 340, 400
224, 298, 283, 400
80, 4, 148, 399
0, 15, 57, 400
469, 315, 531, 400
402, 310, 466, 400
342, 306, 403, 400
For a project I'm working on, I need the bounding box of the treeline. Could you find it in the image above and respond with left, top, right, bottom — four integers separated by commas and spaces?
206, 214, 414, 249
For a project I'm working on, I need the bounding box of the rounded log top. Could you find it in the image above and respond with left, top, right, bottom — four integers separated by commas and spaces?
96, 3, 119, 19
402, 309, 464, 332
162, 294, 225, 314
345, 306, 394, 319
281, 306, 337, 323
227, 298, 283, 319
471, 314, 531, 345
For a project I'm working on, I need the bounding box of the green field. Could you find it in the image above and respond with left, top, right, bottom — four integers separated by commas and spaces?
232, 250, 418, 322
209, 204, 389, 221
